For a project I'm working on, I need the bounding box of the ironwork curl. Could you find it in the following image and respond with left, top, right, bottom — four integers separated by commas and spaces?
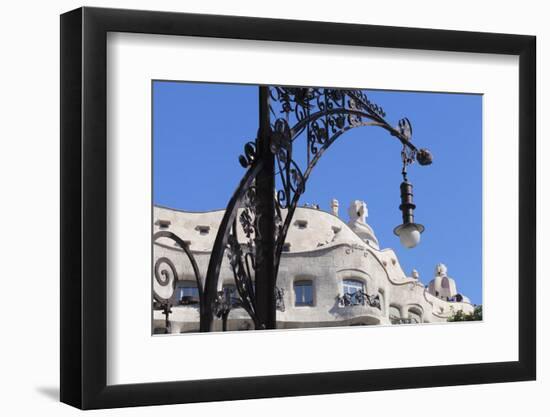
226, 219, 260, 328
152, 231, 203, 305
154, 257, 177, 287
338, 290, 381, 309
269, 86, 423, 278
239, 141, 257, 168
275, 287, 285, 312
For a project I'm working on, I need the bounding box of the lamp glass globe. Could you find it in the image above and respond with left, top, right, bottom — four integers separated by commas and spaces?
399, 224, 421, 248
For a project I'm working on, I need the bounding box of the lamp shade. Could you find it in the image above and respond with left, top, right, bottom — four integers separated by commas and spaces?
393, 222, 425, 249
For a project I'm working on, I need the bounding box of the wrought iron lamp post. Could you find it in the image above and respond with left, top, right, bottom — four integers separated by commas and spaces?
154, 85, 433, 333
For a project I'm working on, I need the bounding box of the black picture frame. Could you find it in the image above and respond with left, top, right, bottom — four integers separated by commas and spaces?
60, 6, 536, 410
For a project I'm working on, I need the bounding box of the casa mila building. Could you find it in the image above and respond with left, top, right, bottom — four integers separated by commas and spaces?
153, 199, 474, 333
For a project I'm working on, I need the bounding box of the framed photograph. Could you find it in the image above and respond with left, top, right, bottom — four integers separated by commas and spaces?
60, 6, 536, 409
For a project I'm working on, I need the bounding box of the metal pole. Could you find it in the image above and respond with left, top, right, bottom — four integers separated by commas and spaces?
254, 86, 276, 329
398, 181, 417, 225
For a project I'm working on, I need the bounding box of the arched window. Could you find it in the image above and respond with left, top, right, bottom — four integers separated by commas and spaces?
389, 305, 401, 324
378, 289, 385, 313
176, 280, 199, 305
342, 279, 365, 305
343, 279, 364, 294
294, 280, 314, 306
408, 308, 423, 323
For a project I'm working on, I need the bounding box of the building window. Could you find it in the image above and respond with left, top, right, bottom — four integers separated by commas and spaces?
408, 308, 422, 323
195, 225, 211, 235
156, 219, 171, 229
294, 280, 314, 306
222, 284, 237, 300
342, 279, 365, 305
177, 280, 199, 305
294, 220, 308, 229
389, 305, 401, 324
173, 240, 191, 248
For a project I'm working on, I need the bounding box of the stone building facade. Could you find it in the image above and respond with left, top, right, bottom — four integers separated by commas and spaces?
153, 200, 474, 333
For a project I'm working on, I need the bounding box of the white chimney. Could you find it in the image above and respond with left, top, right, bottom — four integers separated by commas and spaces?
331, 199, 339, 216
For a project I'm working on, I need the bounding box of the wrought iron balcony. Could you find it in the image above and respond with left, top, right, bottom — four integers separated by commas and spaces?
337, 291, 381, 309
179, 295, 200, 306
390, 317, 419, 325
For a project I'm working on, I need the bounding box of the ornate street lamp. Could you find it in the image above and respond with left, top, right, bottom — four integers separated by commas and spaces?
199, 86, 433, 332
393, 147, 433, 248
153, 86, 433, 333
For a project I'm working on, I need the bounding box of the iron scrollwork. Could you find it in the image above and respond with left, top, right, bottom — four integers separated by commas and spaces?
221, 178, 264, 329
152, 256, 177, 333
152, 231, 203, 333
225, 217, 261, 329
200, 153, 264, 331
268, 87, 428, 278
275, 287, 285, 312
154, 257, 177, 291
238, 141, 257, 169
215, 140, 287, 330
200, 85, 431, 332
212, 289, 237, 332
221, 185, 287, 328
338, 290, 381, 309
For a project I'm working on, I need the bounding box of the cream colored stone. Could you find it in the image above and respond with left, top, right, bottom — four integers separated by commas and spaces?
153, 202, 475, 333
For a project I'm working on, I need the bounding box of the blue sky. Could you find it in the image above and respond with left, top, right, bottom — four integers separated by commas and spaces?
153, 81, 482, 305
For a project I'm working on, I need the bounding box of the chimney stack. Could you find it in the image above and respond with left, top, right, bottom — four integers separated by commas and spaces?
331, 199, 339, 217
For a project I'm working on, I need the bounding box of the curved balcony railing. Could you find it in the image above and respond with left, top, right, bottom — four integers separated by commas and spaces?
337, 291, 382, 309
390, 316, 420, 325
